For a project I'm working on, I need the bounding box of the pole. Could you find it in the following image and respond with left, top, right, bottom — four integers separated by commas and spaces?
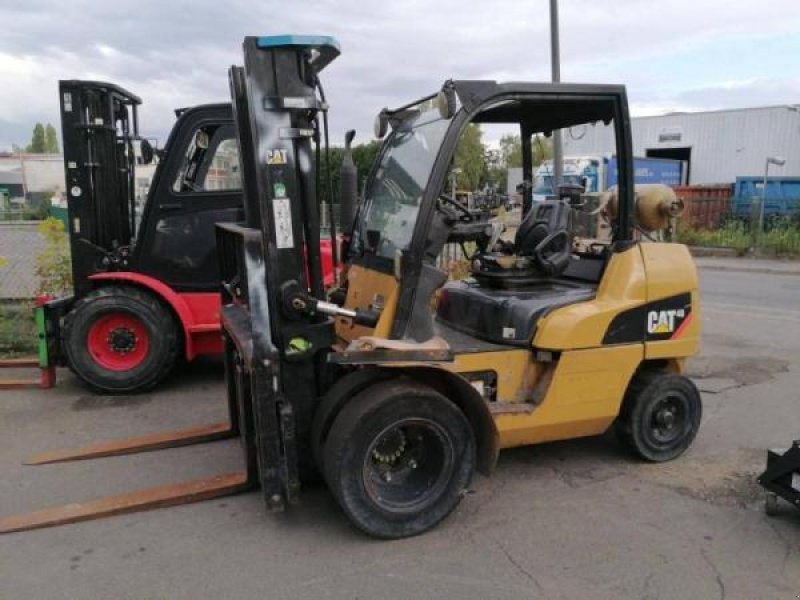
759, 159, 769, 235
549, 0, 563, 195
18, 148, 28, 200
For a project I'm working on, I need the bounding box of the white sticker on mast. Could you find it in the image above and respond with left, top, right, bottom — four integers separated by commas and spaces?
272, 198, 294, 249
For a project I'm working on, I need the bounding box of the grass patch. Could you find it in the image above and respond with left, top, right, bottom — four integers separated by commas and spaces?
677, 220, 800, 257
0, 300, 37, 358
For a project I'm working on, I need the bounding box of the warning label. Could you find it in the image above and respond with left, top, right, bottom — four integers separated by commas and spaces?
272, 198, 294, 249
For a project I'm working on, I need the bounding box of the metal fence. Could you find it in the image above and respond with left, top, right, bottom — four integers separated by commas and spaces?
0, 221, 46, 299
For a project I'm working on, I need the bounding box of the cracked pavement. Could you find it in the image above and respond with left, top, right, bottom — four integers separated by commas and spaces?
1, 262, 799, 599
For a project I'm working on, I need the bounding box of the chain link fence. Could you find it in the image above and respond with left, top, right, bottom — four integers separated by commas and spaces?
0, 221, 47, 299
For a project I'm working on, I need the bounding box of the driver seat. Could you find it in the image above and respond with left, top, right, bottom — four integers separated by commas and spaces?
471, 197, 574, 289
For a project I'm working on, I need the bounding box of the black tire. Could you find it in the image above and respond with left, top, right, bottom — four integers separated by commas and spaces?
62, 286, 179, 393
310, 368, 398, 473
614, 371, 702, 462
323, 380, 475, 539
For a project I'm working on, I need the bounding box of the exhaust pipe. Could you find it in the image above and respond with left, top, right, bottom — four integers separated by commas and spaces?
339, 130, 357, 233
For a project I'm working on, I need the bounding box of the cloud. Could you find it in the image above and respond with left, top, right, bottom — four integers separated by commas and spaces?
0, 0, 799, 149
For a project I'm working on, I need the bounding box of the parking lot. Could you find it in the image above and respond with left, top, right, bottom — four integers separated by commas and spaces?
2, 257, 799, 600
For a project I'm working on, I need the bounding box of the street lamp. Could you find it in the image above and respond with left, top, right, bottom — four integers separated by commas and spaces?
549, 0, 563, 190
759, 156, 786, 233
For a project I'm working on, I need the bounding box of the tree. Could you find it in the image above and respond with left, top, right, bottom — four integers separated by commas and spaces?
499, 134, 522, 169
453, 124, 486, 191
532, 134, 553, 166
26, 123, 46, 153
45, 124, 59, 153
497, 133, 553, 169
315, 140, 384, 228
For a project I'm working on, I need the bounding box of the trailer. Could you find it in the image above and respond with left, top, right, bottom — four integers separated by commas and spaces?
533, 155, 685, 200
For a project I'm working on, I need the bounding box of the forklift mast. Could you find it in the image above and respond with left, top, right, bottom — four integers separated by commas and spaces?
59, 81, 142, 297
218, 36, 343, 509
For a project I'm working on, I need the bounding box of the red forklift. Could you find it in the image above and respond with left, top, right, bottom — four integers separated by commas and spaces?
42, 81, 333, 393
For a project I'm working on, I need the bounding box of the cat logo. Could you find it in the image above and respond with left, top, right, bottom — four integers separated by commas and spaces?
266, 149, 288, 165
647, 308, 685, 334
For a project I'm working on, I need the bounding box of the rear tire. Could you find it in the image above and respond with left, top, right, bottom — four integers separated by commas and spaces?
62, 286, 179, 394
323, 380, 475, 538
615, 371, 702, 462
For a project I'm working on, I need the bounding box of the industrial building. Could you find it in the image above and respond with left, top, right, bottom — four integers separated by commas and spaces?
0, 152, 156, 210
562, 104, 800, 185
0, 153, 64, 203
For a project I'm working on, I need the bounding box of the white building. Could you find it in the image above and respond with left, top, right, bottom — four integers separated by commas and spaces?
0, 153, 64, 198
562, 104, 800, 185
0, 153, 157, 208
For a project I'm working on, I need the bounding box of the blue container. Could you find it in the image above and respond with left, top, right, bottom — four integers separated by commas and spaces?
733, 176, 800, 219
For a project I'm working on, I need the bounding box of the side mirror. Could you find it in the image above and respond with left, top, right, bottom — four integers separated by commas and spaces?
374, 110, 389, 139
436, 85, 457, 119
195, 129, 210, 150
140, 139, 155, 165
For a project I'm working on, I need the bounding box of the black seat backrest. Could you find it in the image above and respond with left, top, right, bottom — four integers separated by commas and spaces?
514, 200, 572, 276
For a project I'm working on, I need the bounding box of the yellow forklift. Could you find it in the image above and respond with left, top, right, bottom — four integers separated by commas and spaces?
0, 35, 701, 538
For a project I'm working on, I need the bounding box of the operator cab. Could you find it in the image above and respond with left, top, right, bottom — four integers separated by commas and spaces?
346, 81, 631, 349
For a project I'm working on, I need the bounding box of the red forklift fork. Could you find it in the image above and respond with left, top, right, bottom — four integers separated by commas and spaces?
0, 297, 56, 390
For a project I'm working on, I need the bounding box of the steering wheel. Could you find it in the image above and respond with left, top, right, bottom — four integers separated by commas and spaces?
438, 194, 474, 222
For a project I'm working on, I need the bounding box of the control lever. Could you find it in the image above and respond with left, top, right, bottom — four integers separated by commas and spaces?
282, 281, 380, 327
314, 301, 380, 328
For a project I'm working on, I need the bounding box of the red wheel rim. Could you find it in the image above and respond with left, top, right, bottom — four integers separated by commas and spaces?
87, 312, 150, 372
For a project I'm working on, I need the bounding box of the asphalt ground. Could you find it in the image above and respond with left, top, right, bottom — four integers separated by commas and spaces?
1, 260, 799, 599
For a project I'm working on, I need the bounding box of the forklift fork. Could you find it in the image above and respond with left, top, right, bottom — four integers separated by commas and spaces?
0, 346, 255, 535
0, 298, 56, 391
24, 421, 233, 465
0, 472, 251, 534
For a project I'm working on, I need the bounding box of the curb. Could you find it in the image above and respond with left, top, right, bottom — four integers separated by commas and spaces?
697, 264, 800, 277
688, 246, 743, 258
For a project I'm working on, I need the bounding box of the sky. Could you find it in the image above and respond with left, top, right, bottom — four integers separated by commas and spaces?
0, 0, 799, 150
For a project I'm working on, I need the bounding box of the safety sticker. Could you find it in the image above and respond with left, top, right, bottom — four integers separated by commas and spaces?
273, 182, 287, 198
272, 197, 294, 249
266, 149, 288, 165
502, 327, 516, 340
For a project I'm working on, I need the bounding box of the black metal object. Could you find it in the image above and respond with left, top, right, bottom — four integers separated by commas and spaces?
218, 36, 340, 511
59, 81, 244, 296
758, 441, 800, 511
59, 80, 140, 296
339, 130, 358, 234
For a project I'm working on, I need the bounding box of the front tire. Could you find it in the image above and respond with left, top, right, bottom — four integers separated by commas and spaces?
62, 286, 179, 394
323, 380, 475, 539
615, 371, 702, 462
